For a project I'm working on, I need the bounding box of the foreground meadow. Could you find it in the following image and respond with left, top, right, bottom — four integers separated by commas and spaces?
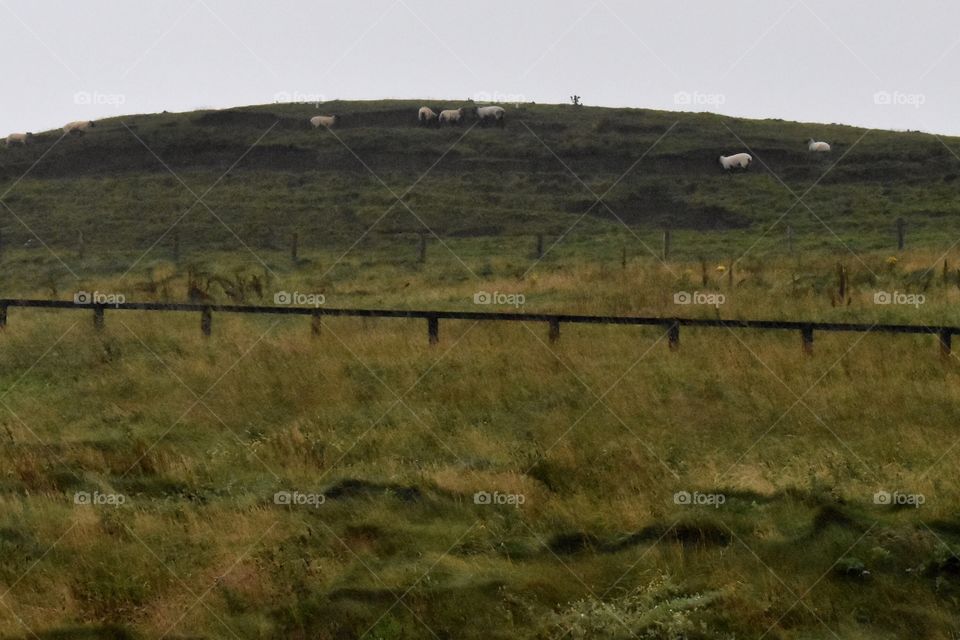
0, 242, 958, 639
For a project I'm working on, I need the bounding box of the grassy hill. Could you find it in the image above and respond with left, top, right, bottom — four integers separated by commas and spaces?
2, 99, 959, 264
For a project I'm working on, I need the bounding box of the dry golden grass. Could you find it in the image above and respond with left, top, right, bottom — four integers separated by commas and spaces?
0, 249, 958, 637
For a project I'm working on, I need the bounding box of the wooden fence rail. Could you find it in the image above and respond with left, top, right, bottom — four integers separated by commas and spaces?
0, 299, 954, 357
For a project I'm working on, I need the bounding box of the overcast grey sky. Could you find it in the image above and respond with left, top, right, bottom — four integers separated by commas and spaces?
1, 0, 958, 136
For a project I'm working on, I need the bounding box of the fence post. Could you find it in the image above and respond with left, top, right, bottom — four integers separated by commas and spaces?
801, 325, 814, 355
662, 228, 672, 262
668, 321, 680, 351
93, 305, 104, 331
939, 329, 952, 359
896, 217, 906, 250
291, 233, 299, 262
427, 315, 439, 345
536, 234, 544, 259
311, 310, 322, 336
621, 246, 627, 270
201, 307, 212, 336
549, 317, 560, 343
0, 303, 7, 329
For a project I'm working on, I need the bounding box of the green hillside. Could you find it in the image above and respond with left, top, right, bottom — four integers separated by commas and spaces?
2, 99, 958, 262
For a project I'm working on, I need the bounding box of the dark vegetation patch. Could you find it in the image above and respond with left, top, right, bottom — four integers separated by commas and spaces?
194, 109, 305, 131
594, 183, 751, 230
323, 478, 422, 502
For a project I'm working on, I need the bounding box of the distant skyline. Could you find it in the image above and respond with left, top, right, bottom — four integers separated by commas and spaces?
2, 0, 959, 136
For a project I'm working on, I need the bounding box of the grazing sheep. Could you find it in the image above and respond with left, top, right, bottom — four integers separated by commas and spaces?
474, 105, 506, 128
418, 107, 438, 127
310, 115, 339, 129
718, 153, 752, 170
5, 132, 32, 147
808, 138, 831, 152
63, 120, 95, 135
438, 108, 464, 126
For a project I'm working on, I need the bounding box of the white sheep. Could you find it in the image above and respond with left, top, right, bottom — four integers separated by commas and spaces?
418, 107, 438, 126
474, 105, 505, 128
63, 120, 96, 135
5, 132, 32, 146
718, 153, 752, 170
808, 138, 831, 152
310, 115, 339, 129
438, 109, 464, 126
